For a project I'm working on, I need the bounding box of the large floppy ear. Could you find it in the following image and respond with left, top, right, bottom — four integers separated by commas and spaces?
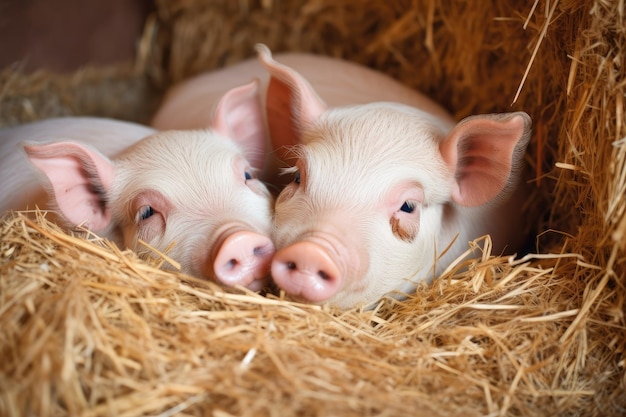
439, 112, 531, 207
256, 43, 327, 163
23, 141, 115, 232
211, 79, 267, 171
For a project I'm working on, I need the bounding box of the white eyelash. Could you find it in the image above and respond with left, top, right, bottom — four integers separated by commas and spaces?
280, 166, 299, 176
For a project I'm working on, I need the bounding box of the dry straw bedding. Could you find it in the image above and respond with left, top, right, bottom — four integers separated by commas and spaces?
1, 0, 625, 416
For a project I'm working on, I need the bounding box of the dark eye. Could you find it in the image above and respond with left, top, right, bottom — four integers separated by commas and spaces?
399, 201, 415, 214
294, 171, 301, 184
139, 206, 155, 221
245, 171, 252, 181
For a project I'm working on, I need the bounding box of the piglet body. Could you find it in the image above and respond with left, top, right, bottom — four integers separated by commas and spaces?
1, 90, 274, 291
256, 45, 531, 309
151, 52, 452, 186
152, 54, 451, 128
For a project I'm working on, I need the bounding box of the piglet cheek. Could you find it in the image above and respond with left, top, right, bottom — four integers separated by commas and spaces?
275, 183, 297, 205
246, 179, 272, 198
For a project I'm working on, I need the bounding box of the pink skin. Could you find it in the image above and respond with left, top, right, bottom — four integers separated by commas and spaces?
2, 80, 275, 291
257, 45, 531, 309
272, 240, 343, 302
213, 230, 275, 291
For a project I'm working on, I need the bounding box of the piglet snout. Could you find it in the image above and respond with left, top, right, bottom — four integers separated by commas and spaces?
213, 231, 275, 291
271, 241, 341, 302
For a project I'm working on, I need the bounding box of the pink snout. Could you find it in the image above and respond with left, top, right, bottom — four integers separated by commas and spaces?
213, 231, 275, 291
271, 241, 341, 302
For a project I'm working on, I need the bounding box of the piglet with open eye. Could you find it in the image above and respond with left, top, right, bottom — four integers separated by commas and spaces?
256, 45, 531, 309
0, 81, 274, 290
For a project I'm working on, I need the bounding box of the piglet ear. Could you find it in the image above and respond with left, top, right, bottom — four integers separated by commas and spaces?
440, 112, 531, 207
256, 43, 327, 162
24, 141, 115, 232
211, 79, 267, 171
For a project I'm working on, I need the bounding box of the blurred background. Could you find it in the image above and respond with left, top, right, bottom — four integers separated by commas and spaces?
0, 0, 152, 72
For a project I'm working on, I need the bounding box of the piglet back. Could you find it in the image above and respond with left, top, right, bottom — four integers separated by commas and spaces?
0, 117, 155, 215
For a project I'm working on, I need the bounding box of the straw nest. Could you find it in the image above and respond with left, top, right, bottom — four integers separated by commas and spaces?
1, 0, 624, 416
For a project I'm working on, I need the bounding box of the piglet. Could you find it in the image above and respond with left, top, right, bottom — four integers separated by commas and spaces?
257, 45, 531, 309
0, 82, 274, 290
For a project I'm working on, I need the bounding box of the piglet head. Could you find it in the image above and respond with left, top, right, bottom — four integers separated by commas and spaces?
111, 129, 274, 292
24, 81, 275, 291
258, 45, 531, 309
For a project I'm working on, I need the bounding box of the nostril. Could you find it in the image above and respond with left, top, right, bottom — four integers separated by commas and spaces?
317, 270, 331, 281
253, 243, 272, 257
287, 261, 297, 270
226, 259, 238, 270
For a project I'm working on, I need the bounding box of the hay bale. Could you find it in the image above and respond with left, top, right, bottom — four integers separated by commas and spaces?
1, 0, 625, 416
2, 212, 621, 416
0, 64, 159, 128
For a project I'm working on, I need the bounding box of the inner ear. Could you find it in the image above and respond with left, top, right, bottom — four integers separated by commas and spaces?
440, 112, 531, 207
211, 80, 267, 171
24, 141, 115, 232
256, 43, 327, 164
